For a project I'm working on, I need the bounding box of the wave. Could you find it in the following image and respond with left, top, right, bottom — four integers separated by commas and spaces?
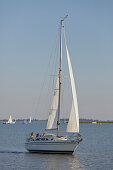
0, 150, 27, 154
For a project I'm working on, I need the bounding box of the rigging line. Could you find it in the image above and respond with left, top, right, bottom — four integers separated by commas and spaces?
45, 27, 60, 117
53, 21, 60, 78
46, 25, 60, 112
47, 23, 60, 119
34, 29, 59, 118
40, 26, 60, 117
46, 34, 59, 114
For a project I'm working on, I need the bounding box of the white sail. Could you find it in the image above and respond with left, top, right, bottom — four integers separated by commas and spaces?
29, 116, 31, 123
64, 31, 79, 133
66, 101, 78, 132
46, 75, 59, 130
8, 115, 13, 123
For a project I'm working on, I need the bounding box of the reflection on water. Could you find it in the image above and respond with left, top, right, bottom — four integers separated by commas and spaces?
24, 153, 83, 170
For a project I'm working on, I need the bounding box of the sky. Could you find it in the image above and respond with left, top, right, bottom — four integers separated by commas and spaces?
0, 0, 113, 120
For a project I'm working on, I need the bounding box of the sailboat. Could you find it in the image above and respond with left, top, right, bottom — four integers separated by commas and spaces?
24, 120, 28, 124
29, 116, 32, 123
25, 17, 82, 154
3, 115, 15, 124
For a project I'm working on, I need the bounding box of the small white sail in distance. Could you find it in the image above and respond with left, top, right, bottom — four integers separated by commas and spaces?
64, 31, 79, 133
46, 75, 59, 130
29, 116, 31, 123
8, 115, 13, 123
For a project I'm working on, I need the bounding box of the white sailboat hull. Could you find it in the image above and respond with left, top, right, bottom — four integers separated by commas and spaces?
25, 140, 78, 154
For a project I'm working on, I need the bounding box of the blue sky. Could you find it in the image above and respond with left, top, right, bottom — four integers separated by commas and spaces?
0, 0, 113, 120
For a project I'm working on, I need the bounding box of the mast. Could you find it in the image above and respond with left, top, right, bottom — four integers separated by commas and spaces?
57, 15, 68, 136
57, 19, 62, 136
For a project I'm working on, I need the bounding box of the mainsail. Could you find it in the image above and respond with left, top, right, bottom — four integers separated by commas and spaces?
46, 75, 59, 130
64, 31, 79, 133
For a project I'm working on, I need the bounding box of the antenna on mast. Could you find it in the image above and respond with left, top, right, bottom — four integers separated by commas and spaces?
61, 14, 68, 21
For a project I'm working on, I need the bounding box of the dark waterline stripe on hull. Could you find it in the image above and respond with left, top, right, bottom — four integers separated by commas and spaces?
28, 150, 73, 154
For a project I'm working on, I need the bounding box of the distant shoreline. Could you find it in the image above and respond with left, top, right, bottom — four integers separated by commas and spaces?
80, 121, 113, 123
0, 119, 113, 123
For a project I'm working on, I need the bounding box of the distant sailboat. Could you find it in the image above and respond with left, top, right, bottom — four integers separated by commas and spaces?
3, 115, 15, 124
29, 116, 32, 123
25, 16, 82, 154
24, 117, 32, 124
24, 120, 28, 124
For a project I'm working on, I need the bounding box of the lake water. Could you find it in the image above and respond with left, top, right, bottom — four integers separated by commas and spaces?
0, 121, 113, 170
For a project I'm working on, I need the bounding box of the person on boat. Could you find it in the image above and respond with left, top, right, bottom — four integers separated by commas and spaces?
30, 132, 34, 139
36, 133, 39, 138
43, 133, 46, 136
77, 133, 83, 142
